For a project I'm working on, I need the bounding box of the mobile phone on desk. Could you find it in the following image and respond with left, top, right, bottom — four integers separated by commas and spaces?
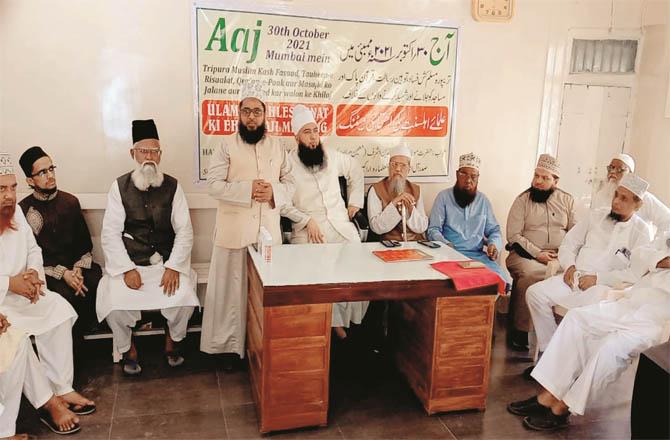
381, 240, 401, 248
459, 261, 486, 269
417, 240, 440, 249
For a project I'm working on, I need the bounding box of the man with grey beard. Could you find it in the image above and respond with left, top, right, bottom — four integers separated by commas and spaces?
367, 143, 428, 241
590, 153, 669, 238
97, 119, 200, 376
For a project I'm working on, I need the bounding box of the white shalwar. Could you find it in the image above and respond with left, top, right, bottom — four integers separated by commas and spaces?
527, 209, 652, 351
531, 230, 670, 415
0, 209, 78, 396
96, 180, 199, 355
282, 148, 368, 327
0, 329, 53, 438
591, 182, 670, 237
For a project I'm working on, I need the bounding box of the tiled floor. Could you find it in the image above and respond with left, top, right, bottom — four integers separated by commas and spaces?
16, 317, 636, 439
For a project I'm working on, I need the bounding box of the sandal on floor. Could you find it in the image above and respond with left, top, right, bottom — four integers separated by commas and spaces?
37, 409, 81, 435
122, 358, 142, 376
68, 403, 96, 416
165, 350, 185, 368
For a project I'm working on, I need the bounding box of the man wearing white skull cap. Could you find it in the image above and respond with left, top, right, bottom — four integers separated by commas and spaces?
367, 143, 428, 241
505, 154, 576, 349
0, 152, 93, 434
427, 152, 511, 288
526, 173, 653, 361
281, 104, 367, 339
509, 224, 670, 431
200, 81, 295, 370
590, 153, 670, 238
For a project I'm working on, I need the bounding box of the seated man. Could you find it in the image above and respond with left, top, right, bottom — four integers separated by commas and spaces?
97, 119, 200, 375
18, 146, 102, 338
0, 153, 95, 425
367, 143, 428, 241
0, 313, 80, 436
281, 105, 368, 339
526, 174, 653, 356
590, 153, 670, 236
505, 154, 575, 350
427, 153, 511, 288
508, 229, 670, 431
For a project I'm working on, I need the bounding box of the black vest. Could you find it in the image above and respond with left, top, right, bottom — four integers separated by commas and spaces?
117, 172, 178, 266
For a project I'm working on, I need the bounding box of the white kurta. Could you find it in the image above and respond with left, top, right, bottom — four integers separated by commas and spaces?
282, 149, 368, 327
532, 231, 670, 415
0, 330, 53, 438
590, 182, 670, 237
367, 186, 428, 237
282, 148, 364, 244
527, 209, 652, 351
201, 136, 294, 356
0, 209, 77, 335
96, 180, 200, 322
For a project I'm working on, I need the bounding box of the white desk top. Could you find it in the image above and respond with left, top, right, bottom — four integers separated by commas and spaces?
248, 241, 469, 287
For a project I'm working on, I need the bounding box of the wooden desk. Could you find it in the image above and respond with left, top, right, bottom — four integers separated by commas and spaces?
246, 242, 498, 433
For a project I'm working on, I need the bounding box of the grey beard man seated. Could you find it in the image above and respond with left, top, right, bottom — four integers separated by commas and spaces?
508, 229, 670, 431
96, 119, 199, 376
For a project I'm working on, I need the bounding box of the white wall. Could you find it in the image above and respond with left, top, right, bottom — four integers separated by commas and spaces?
630, 0, 670, 204
1, 0, 662, 265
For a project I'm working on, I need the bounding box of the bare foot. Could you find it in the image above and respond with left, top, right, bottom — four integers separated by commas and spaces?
165, 333, 174, 353
2, 434, 29, 440
58, 390, 95, 410
43, 395, 79, 432
334, 327, 347, 340
125, 340, 139, 361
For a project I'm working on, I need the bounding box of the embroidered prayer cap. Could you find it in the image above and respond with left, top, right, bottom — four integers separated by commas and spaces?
389, 143, 412, 161
612, 153, 635, 173
291, 104, 317, 135
132, 119, 159, 144
458, 152, 481, 171
239, 79, 268, 104
19, 146, 49, 177
536, 153, 560, 177
0, 152, 15, 176
619, 174, 648, 199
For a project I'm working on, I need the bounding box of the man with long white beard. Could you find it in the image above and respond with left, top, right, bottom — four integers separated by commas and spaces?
200, 83, 294, 370
281, 104, 367, 340
0, 152, 94, 433
508, 228, 670, 431
367, 143, 428, 241
590, 153, 670, 236
97, 119, 199, 376
427, 153, 511, 288
526, 174, 653, 358
505, 154, 575, 350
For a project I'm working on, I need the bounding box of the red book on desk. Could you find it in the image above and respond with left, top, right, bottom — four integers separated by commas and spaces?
372, 249, 433, 263
430, 261, 505, 294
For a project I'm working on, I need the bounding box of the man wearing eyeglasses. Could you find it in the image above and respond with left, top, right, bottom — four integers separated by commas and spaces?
97, 119, 200, 376
17, 146, 102, 342
0, 152, 95, 429
590, 153, 670, 238
428, 152, 511, 289
200, 82, 294, 370
367, 143, 428, 242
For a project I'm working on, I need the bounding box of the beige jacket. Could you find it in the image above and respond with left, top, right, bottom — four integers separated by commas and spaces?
208, 134, 294, 249
506, 188, 576, 258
